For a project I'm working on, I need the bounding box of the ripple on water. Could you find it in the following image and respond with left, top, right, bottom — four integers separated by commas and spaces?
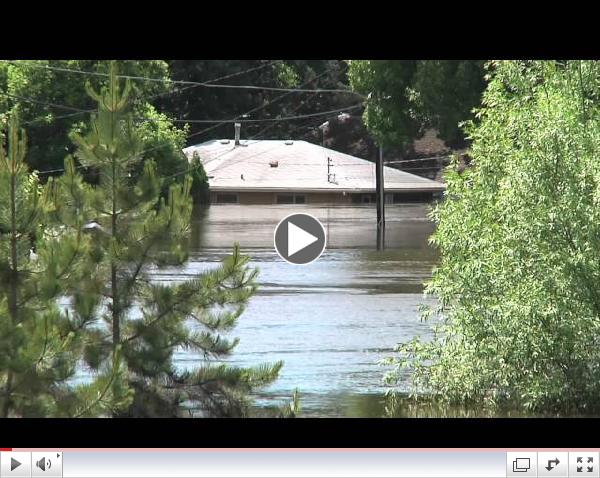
77, 205, 441, 417
180, 205, 440, 416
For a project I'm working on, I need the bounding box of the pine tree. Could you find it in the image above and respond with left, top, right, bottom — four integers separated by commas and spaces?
63, 62, 283, 417
0, 112, 131, 417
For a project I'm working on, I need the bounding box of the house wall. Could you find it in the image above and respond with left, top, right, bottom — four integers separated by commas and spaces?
210, 190, 437, 205
307, 192, 353, 205
239, 192, 275, 204
210, 191, 353, 205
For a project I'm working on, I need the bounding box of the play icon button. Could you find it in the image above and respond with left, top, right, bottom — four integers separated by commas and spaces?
287, 221, 319, 256
1, 452, 31, 476
274, 213, 326, 264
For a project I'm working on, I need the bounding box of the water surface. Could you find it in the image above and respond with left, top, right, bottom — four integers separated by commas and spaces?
167, 204, 439, 417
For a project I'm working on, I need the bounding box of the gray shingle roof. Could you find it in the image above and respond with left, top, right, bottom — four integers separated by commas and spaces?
184, 140, 445, 193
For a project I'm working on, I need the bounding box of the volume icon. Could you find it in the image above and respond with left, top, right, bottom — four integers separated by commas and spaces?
35, 457, 51, 472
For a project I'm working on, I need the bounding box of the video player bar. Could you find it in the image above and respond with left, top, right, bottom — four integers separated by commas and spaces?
0, 450, 598, 478
0, 453, 62, 478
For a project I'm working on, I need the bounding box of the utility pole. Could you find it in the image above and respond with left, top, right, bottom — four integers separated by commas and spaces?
375, 145, 385, 250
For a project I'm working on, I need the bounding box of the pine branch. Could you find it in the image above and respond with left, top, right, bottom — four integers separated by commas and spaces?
72, 347, 128, 418
122, 285, 198, 344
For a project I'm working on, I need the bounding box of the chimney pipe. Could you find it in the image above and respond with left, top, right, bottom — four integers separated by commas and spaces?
234, 122, 241, 145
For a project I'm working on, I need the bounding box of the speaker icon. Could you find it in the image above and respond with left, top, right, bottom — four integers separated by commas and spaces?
35, 458, 51, 472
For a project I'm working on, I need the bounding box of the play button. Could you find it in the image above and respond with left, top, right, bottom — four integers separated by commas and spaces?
1, 452, 31, 476
274, 213, 326, 264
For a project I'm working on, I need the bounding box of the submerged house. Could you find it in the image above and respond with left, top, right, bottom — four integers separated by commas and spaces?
183, 127, 445, 205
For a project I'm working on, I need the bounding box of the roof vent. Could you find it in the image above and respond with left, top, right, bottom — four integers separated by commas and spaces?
220, 139, 230, 144
234, 123, 241, 145
284, 140, 293, 145
269, 160, 279, 168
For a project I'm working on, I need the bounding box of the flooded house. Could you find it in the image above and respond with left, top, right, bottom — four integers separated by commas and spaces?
183, 125, 446, 205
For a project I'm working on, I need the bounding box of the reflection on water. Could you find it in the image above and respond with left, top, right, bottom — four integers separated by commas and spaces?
190, 204, 437, 251
164, 204, 440, 417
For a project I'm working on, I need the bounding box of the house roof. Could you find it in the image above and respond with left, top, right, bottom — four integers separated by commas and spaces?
183, 139, 446, 193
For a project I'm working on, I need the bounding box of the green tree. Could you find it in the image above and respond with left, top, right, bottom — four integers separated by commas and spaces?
63, 63, 283, 417
0, 112, 131, 417
0, 60, 192, 190
189, 151, 210, 204
412, 60, 487, 148
347, 60, 486, 151
133, 103, 190, 192
386, 60, 600, 415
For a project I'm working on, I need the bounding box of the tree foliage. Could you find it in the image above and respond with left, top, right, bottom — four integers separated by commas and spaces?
386, 60, 600, 414
348, 60, 486, 151
0, 112, 131, 417
0, 60, 192, 190
60, 63, 284, 417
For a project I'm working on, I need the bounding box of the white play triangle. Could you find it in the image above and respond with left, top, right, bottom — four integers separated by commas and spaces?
288, 221, 318, 257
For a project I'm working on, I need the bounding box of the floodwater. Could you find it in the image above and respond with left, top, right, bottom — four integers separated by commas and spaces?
160, 204, 440, 417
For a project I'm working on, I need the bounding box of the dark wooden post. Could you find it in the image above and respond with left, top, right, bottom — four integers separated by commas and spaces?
375, 146, 385, 250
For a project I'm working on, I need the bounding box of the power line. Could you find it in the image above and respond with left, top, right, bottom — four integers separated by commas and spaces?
15, 64, 374, 183
24, 110, 91, 125
3, 89, 362, 128
200, 86, 335, 168
2, 92, 91, 113
250, 79, 327, 142
144, 60, 282, 102
29, 108, 449, 176
32, 69, 348, 177
35, 148, 448, 177
182, 67, 335, 142
162, 78, 339, 181
187, 96, 443, 177
215, 161, 444, 167
123, 69, 339, 180
8, 61, 362, 97
165, 112, 358, 182
384, 155, 452, 165
7, 61, 284, 126
170, 105, 363, 124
